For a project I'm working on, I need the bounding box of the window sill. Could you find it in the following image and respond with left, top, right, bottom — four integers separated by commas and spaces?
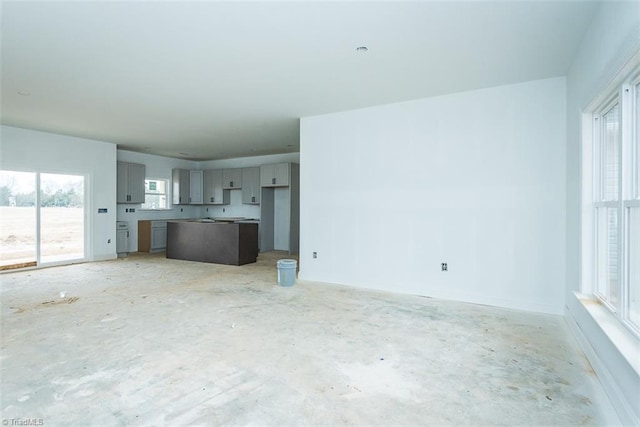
574, 292, 640, 376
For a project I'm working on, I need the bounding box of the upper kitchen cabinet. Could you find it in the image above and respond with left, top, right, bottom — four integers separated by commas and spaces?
203, 169, 229, 205
189, 170, 203, 204
172, 169, 190, 205
241, 167, 260, 205
222, 168, 242, 190
117, 161, 145, 204
260, 163, 290, 187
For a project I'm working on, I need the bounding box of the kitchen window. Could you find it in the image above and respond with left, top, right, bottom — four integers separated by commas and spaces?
588, 68, 640, 335
141, 178, 170, 210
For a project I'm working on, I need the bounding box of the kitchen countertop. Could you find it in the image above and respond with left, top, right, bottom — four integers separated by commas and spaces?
163, 217, 260, 224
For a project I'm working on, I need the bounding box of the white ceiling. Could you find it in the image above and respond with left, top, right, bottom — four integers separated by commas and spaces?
1, 1, 598, 161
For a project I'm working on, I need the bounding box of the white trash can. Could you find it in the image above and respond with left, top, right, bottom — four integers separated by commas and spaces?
277, 259, 297, 287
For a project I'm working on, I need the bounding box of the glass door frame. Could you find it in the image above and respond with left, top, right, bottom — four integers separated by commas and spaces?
0, 168, 89, 269
36, 171, 88, 267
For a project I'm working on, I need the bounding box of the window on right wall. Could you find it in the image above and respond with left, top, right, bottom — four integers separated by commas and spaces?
590, 69, 640, 335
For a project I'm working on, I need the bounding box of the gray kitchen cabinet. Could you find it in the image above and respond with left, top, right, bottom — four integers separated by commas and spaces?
172, 169, 190, 205
203, 169, 229, 205
222, 168, 242, 189
241, 167, 260, 205
260, 163, 290, 187
138, 220, 167, 252
151, 221, 168, 251
116, 221, 129, 255
189, 170, 203, 204
117, 161, 145, 203
260, 163, 299, 255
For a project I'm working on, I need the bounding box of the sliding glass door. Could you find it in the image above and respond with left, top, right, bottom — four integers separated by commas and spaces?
40, 173, 85, 263
0, 170, 85, 269
0, 171, 37, 268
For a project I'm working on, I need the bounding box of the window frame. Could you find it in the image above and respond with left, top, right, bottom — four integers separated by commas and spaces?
140, 177, 172, 211
588, 69, 640, 337
623, 74, 640, 332
592, 95, 621, 313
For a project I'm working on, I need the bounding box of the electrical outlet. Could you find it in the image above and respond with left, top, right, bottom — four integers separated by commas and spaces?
223, 208, 225, 213
130, 208, 135, 213
441, 263, 448, 272
125, 208, 128, 213
180, 208, 183, 212
107, 238, 111, 243
313, 252, 317, 259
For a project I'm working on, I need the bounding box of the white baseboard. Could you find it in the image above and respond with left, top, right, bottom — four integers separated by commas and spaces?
297, 273, 562, 315
92, 254, 117, 262
565, 308, 639, 426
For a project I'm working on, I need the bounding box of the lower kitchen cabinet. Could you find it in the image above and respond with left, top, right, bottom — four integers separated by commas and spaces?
166, 221, 258, 266
138, 220, 168, 252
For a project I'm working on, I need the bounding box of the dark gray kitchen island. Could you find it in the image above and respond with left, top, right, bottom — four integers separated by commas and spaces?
166, 220, 259, 266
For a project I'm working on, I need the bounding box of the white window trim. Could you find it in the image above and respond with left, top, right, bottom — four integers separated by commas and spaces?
593, 96, 620, 203
140, 177, 172, 211
593, 95, 622, 315
583, 63, 640, 340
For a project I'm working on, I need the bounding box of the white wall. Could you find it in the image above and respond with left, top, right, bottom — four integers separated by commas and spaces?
300, 77, 566, 315
0, 125, 117, 261
565, 1, 640, 424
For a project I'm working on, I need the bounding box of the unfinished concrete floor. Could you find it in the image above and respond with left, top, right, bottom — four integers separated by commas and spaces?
1, 251, 619, 426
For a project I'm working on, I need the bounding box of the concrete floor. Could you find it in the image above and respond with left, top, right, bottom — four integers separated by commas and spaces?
1, 251, 620, 426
